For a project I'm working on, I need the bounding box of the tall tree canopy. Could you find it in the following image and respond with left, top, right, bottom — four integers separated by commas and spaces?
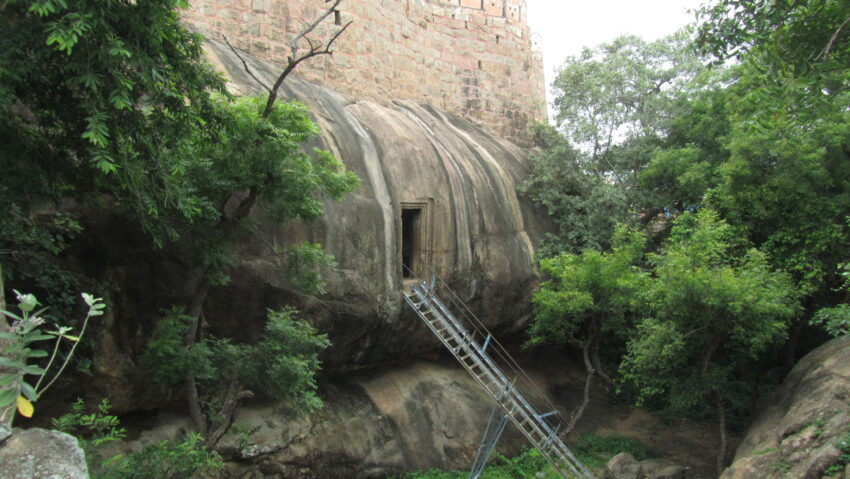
523, 33, 706, 254
526, 1, 850, 471
697, 0, 850, 297
0, 0, 358, 444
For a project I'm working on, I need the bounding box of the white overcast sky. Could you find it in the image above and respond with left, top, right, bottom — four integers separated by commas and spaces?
526, 0, 707, 117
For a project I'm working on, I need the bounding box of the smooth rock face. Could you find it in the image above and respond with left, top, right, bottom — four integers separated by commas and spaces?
89, 36, 553, 412
639, 458, 687, 479
0, 428, 89, 479
200, 36, 550, 358
720, 336, 850, 479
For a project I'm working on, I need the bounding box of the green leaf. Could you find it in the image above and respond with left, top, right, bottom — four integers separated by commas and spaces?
20, 381, 38, 401
25, 349, 49, 358
23, 365, 46, 376
0, 389, 16, 408
0, 374, 19, 387
0, 357, 25, 369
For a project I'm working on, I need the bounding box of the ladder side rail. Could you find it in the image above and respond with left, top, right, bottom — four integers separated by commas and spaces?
430, 291, 559, 428
412, 288, 580, 475
404, 286, 596, 479
405, 291, 510, 396
430, 293, 519, 398
422, 291, 516, 395
432, 274, 569, 425
546, 433, 596, 479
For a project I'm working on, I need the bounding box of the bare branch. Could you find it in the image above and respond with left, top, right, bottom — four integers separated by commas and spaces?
289, 0, 343, 57
816, 15, 850, 62
262, 19, 353, 118
223, 35, 272, 93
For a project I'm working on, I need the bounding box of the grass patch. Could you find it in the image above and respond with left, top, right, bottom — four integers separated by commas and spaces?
572, 433, 659, 469
397, 434, 658, 479
395, 449, 561, 479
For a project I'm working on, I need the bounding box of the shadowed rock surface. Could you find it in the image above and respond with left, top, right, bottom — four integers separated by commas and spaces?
720, 336, 850, 479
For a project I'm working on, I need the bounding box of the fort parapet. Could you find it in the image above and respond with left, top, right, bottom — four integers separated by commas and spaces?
185, 0, 545, 146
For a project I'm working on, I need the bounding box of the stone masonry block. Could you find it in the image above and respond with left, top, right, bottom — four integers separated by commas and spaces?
484, 0, 503, 16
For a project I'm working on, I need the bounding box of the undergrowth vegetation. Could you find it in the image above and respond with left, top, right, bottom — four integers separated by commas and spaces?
398, 433, 655, 479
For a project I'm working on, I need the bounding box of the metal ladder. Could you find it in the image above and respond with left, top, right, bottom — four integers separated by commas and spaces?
402, 277, 595, 479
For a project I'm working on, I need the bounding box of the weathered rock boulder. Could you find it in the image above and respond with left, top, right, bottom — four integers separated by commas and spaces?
604, 453, 688, 479
199, 37, 551, 360
606, 452, 642, 479
0, 427, 89, 479
106, 361, 530, 478
720, 336, 850, 479
639, 458, 688, 479
89, 39, 553, 412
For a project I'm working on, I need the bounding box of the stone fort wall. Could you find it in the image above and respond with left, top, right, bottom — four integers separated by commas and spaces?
184, 0, 545, 146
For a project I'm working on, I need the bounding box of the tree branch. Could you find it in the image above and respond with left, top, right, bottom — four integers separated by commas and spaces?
223, 35, 272, 93
262, 20, 352, 118
206, 373, 254, 448
815, 15, 850, 62
288, 0, 343, 56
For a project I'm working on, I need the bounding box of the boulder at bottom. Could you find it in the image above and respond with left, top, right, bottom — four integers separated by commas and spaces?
721, 336, 850, 479
0, 427, 89, 479
605, 453, 688, 479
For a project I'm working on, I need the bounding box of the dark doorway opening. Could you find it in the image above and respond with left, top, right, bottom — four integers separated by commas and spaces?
401, 208, 421, 278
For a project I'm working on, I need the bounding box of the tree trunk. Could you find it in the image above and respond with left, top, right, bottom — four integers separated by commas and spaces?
205, 373, 254, 448
183, 280, 210, 436
0, 262, 7, 328
567, 333, 596, 434
714, 393, 728, 474
588, 319, 614, 389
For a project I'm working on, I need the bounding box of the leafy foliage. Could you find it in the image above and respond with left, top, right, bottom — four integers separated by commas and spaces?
696, 0, 850, 296
528, 225, 646, 361
98, 433, 223, 479
621, 210, 798, 417
0, 0, 226, 243
143, 306, 330, 415
523, 33, 706, 253
0, 290, 104, 425
1, 0, 358, 446
396, 449, 560, 479
53, 398, 222, 479
811, 262, 850, 337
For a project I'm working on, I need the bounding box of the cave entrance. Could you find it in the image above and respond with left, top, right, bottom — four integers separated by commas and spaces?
401, 207, 422, 278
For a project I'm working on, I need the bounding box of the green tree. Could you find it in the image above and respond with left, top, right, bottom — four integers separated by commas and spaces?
1, 0, 358, 447
621, 209, 798, 472
637, 71, 731, 219
523, 33, 705, 253
696, 0, 850, 298
527, 225, 646, 429
0, 0, 226, 314
143, 307, 329, 446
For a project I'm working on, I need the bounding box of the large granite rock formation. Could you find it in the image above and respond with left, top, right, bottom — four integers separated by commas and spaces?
105, 360, 532, 478
89, 38, 552, 411
720, 336, 850, 479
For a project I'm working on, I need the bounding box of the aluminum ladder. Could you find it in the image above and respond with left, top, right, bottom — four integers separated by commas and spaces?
402, 277, 595, 479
